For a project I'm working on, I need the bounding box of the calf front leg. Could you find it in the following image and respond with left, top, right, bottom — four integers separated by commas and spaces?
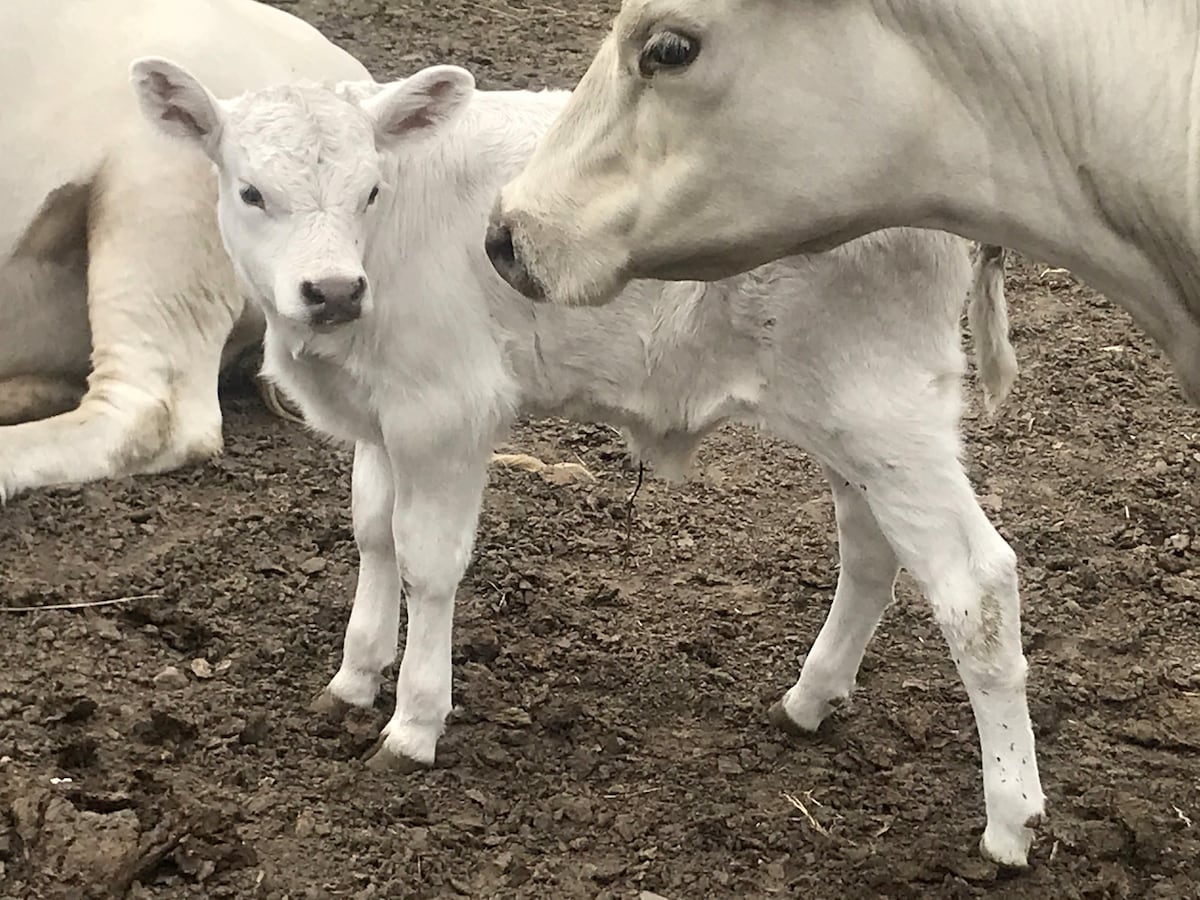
365, 442, 492, 772
312, 441, 402, 714
770, 466, 900, 733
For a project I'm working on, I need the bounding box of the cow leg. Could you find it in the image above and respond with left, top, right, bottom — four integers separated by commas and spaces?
312, 440, 402, 715
0, 152, 242, 502
769, 465, 899, 732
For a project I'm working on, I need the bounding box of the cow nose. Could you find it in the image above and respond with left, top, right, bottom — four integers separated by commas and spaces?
485, 220, 545, 301
300, 275, 366, 323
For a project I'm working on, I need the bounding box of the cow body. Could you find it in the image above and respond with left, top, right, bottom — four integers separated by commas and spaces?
488, 0, 1200, 406
0, 0, 369, 501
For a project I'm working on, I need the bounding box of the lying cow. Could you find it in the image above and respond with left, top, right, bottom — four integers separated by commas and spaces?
131, 59, 1040, 867
485, 0, 1200, 406
0, 0, 371, 503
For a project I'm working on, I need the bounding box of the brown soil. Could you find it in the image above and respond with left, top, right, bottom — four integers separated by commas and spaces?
3, 2, 1199, 898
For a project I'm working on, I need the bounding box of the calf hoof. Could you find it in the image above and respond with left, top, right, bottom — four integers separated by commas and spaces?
979, 812, 1044, 868
363, 734, 432, 774
768, 700, 809, 737
767, 698, 835, 737
308, 689, 355, 720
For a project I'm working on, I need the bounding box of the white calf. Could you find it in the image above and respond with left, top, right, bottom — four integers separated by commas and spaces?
132, 60, 1041, 867
0, 0, 369, 502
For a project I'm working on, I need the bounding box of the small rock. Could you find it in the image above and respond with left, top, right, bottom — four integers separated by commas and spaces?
189, 658, 215, 679
89, 617, 122, 641
45, 800, 141, 885
36, 626, 55, 643
1162, 576, 1200, 600
62, 698, 98, 725
294, 809, 317, 838
153, 666, 188, 690
716, 756, 744, 775
239, 711, 270, 745
299, 557, 327, 575
639, 892, 673, 900
490, 707, 532, 728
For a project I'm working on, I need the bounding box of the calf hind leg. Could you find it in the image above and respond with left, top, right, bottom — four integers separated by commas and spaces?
770, 466, 900, 733
863, 461, 1044, 867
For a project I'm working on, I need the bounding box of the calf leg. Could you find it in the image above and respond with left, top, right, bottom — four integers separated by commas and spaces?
861, 459, 1043, 867
0, 154, 242, 501
312, 441, 402, 714
366, 441, 492, 772
770, 466, 899, 732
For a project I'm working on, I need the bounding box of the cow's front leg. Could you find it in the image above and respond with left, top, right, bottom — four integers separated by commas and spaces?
312, 440, 401, 715
365, 440, 491, 772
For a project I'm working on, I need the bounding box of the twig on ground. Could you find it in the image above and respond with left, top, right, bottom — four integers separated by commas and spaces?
622, 462, 646, 567
1, 593, 161, 613
782, 790, 830, 837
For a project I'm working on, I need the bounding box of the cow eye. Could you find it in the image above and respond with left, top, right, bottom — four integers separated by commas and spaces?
639, 31, 700, 78
239, 184, 264, 209
367, 185, 380, 206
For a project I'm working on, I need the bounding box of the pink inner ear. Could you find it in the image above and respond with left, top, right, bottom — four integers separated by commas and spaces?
396, 110, 435, 133
162, 106, 206, 134
426, 79, 458, 100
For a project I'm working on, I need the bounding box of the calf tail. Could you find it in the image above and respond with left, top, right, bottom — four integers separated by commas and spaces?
967, 244, 1018, 415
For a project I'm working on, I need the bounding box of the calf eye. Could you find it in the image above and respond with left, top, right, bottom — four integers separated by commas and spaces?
639, 31, 701, 78
239, 184, 264, 209
367, 185, 380, 206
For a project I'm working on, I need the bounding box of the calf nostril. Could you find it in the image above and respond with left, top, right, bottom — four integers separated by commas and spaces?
300, 280, 325, 306
485, 222, 517, 267
350, 276, 366, 302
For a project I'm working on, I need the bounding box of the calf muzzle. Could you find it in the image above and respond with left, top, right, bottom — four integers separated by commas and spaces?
301, 275, 367, 325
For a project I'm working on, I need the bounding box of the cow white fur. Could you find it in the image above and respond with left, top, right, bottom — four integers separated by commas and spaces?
488, 0, 1200, 408
0, 0, 370, 502
132, 60, 1041, 867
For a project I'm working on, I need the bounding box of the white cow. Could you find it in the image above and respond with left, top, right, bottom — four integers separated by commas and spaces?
486, 0, 1200, 407
0, 0, 370, 502
132, 59, 1041, 866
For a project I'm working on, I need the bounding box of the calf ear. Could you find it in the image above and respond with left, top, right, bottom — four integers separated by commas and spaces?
130, 57, 225, 159
361, 65, 475, 147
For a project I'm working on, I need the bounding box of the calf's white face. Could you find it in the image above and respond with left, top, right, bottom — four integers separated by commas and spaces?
488, 0, 930, 306
130, 59, 475, 327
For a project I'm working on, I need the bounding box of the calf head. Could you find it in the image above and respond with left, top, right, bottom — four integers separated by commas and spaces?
130, 58, 476, 328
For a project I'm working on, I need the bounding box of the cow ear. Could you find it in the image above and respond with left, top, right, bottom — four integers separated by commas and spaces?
130, 57, 225, 159
361, 65, 475, 147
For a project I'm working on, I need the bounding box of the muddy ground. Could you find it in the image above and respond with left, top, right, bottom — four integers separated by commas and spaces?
3, 1, 1200, 898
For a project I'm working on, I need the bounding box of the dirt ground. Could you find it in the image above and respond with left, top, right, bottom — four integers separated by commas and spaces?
3, 1, 1200, 898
